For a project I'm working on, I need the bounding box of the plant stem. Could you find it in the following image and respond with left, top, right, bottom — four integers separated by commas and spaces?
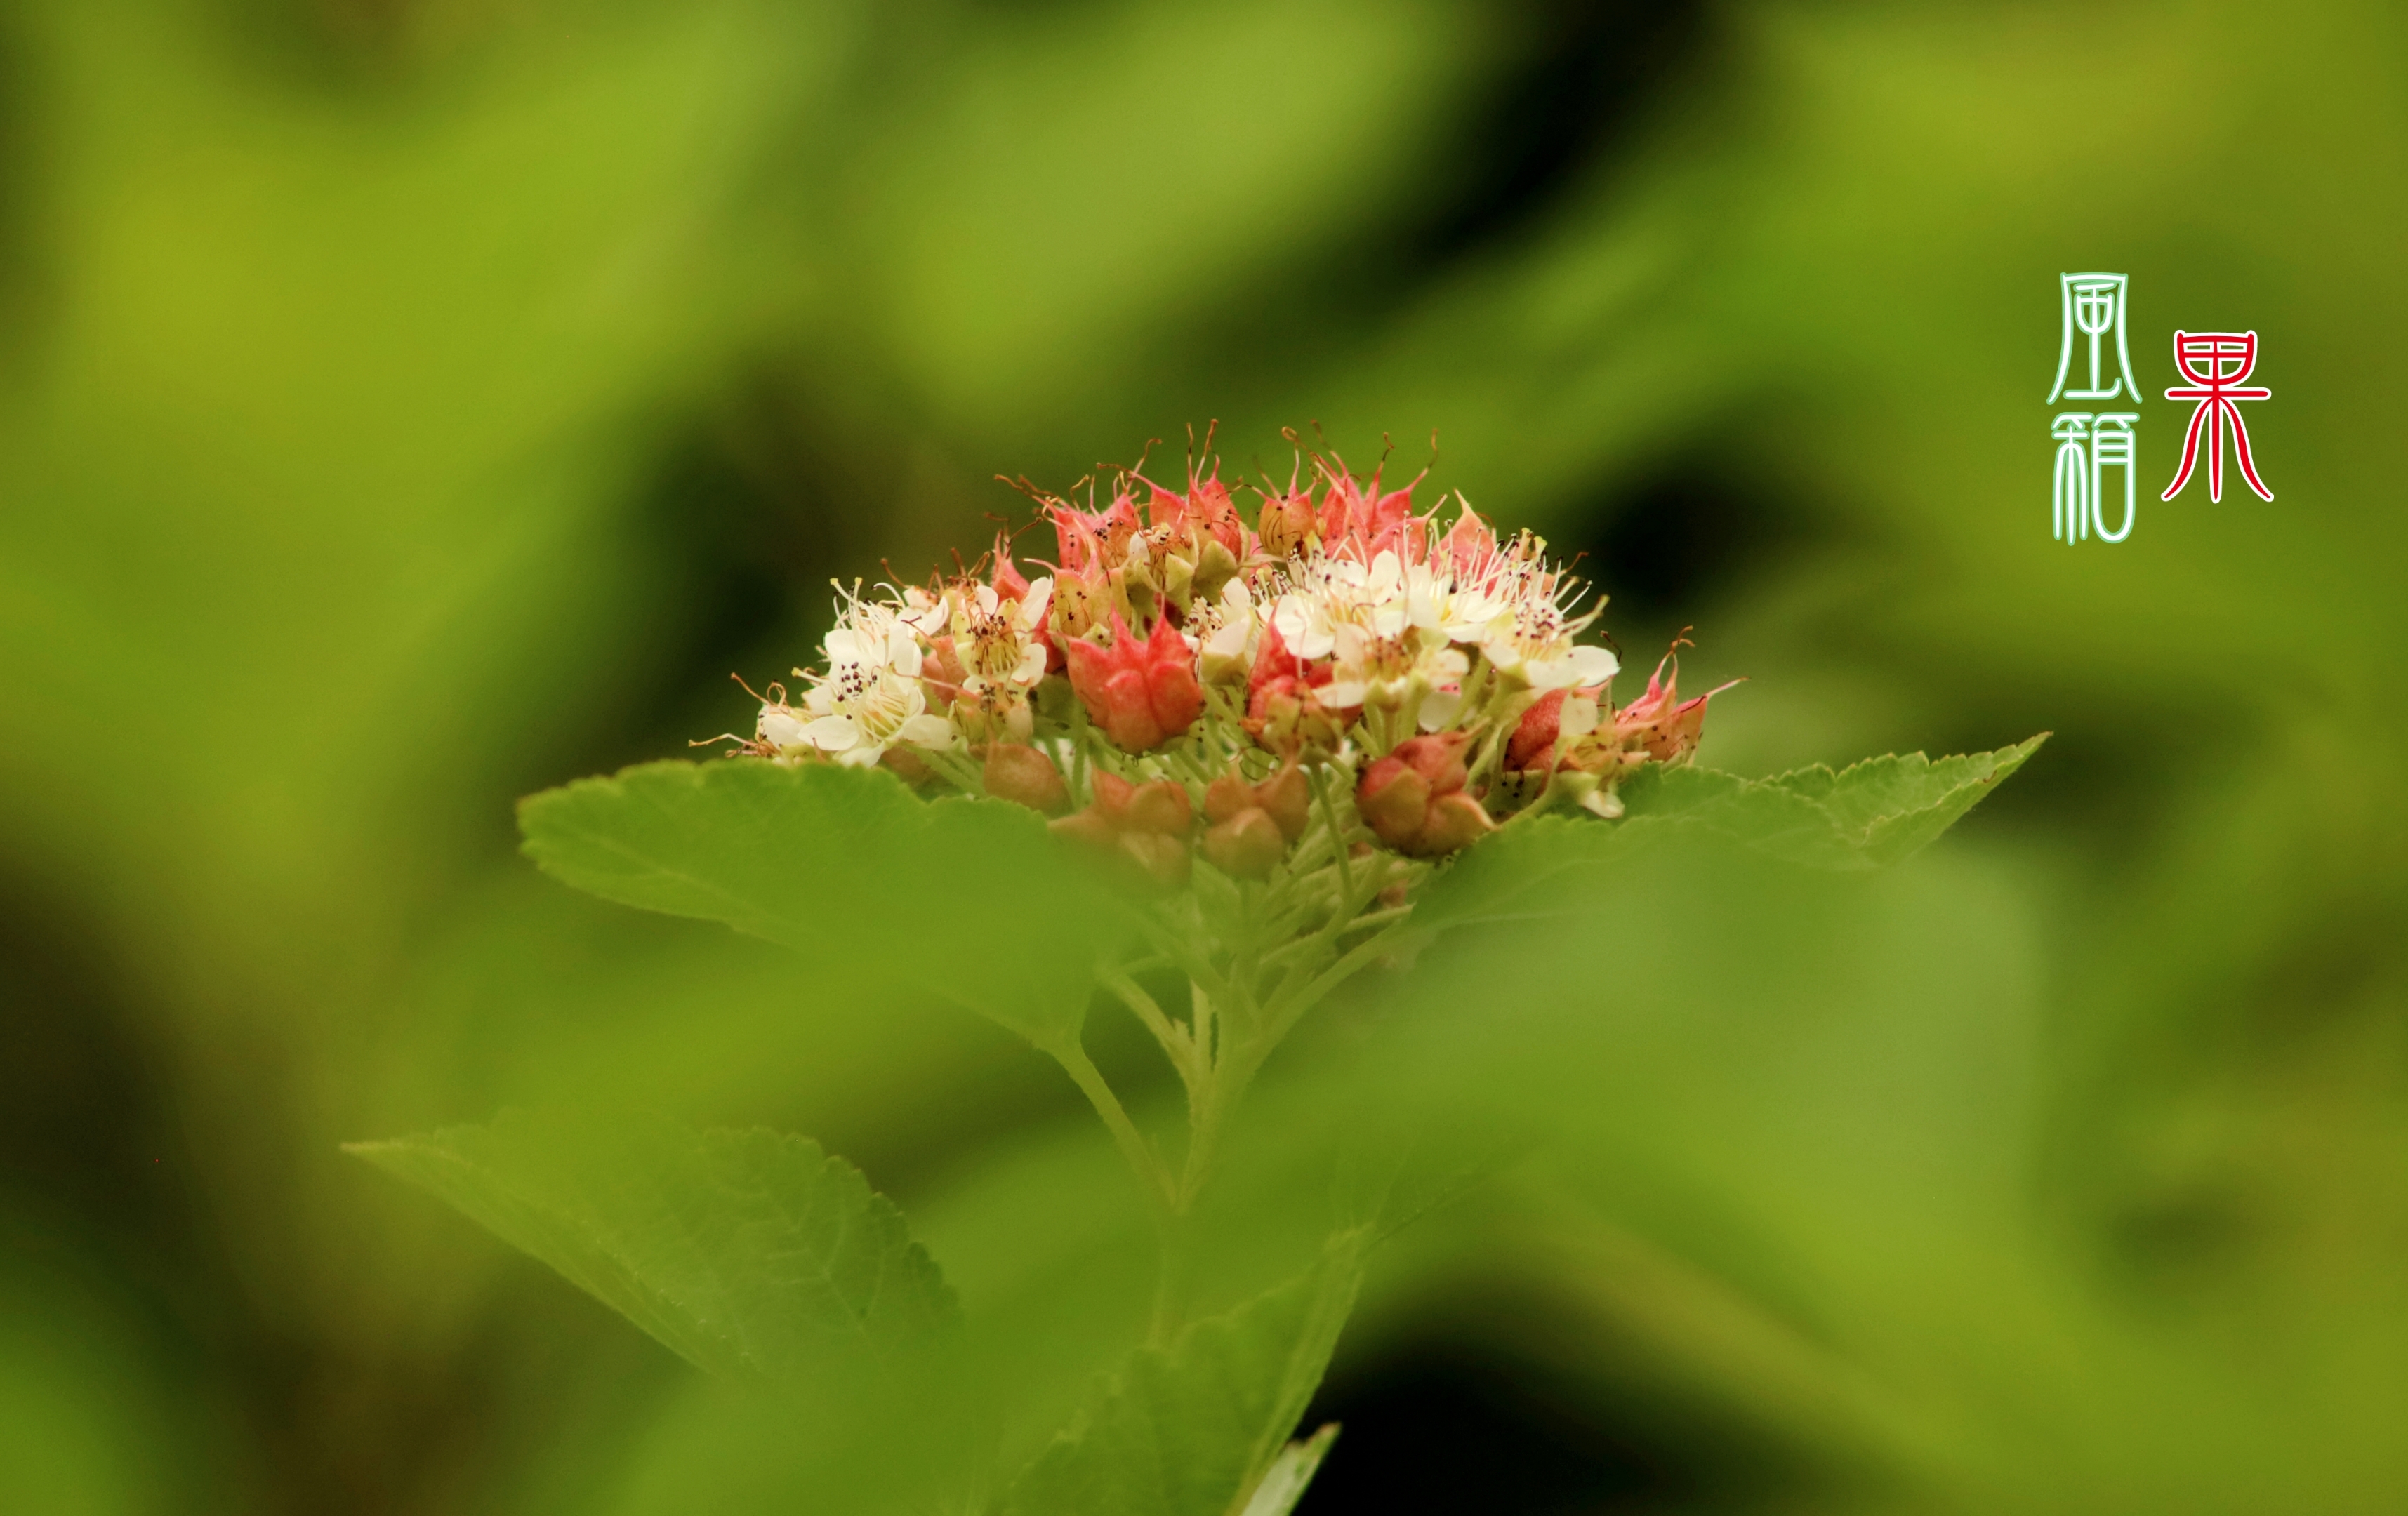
1050, 1038, 1176, 1211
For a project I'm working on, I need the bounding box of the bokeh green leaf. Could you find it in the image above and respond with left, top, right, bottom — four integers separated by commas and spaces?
518, 759, 1125, 1048
1003, 1233, 1363, 1516
348, 1111, 955, 1390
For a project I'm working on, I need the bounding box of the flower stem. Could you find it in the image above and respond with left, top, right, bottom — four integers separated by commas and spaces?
1049, 1039, 1177, 1212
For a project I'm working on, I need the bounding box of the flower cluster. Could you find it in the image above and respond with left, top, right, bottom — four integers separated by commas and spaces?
735, 446, 1724, 875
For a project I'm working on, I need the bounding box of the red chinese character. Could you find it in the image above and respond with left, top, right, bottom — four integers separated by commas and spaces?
2161, 331, 2273, 503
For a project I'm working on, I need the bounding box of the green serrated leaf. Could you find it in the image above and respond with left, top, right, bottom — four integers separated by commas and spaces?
516, 758, 1126, 1049
1621, 734, 2046, 870
1003, 1235, 1365, 1516
1403, 738, 2042, 938
347, 1111, 956, 1389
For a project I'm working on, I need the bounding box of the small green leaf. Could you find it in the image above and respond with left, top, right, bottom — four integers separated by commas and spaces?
517, 758, 1126, 1049
1003, 1236, 1365, 1516
1619, 735, 2048, 870
348, 1111, 956, 1389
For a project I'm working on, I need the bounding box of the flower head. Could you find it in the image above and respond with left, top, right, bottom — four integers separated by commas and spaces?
724, 436, 1724, 872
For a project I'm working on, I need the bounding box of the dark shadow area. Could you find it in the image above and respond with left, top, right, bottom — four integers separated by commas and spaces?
1299, 1329, 1782, 1514
1401, 0, 1712, 270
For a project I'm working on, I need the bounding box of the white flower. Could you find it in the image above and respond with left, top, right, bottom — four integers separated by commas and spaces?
1271, 549, 1409, 659
952, 576, 1054, 692
756, 703, 810, 751
1443, 531, 1613, 689
779, 591, 954, 766
1317, 624, 1469, 714
1401, 557, 1511, 644
1196, 577, 1261, 682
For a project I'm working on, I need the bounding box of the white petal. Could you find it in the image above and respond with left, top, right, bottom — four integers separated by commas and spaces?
887, 626, 923, 677
824, 628, 862, 664
1566, 644, 1621, 683
833, 743, 884, 768
1525, 660, 1583, 691
1014, 643, 1049, 684
896, 713, 954, 747
804, 714, 861, 751
1019, 578, 1054, 625
1581, 787, 1625, 818
1559, 694, 1601, 738
1417, 689, 1464, 731
1317, 681, 1368, 707
758, 709, 808, 748
974, 585, 1000, 613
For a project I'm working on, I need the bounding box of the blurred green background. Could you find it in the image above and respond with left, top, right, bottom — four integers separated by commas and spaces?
2, 0, 2402, 1510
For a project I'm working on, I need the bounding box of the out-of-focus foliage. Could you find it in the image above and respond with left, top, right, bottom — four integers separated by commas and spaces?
519, 760, 1128, 1048
0, 0, 2401, 1511
351, 1112, 959, 1388
367, 745, 2020, 1512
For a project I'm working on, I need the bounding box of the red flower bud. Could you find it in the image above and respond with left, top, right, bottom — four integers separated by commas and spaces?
1203, 806, 1285, 881
1089, 770, 1136, 824
1247, 619, 1303, 704
1118, 830, 1191, 888
1613, 657, 1726, 764
1413, 791, 1495, 855
1204, 773, 1255, 825
1203, 766, 1311, 842
983, 743, 1068, 813
1390, 732, 1470, 797
1048, 808, 1118, 848
1254, 764, 1312, 842
1507, 689, 1568, 772
1356, 733, 1488, 856
1356, 759, 1431, 851
1066, 613, 1204, 752
880, 747, 933, 787
1123, 779, 1193, 837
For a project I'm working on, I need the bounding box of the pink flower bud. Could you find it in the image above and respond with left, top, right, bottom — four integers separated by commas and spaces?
1356, 759, 1431, 850
1411, 791, 1495, 855
1357, 733, 1488, 856
1389, 733, 1471, 797
1123, 779, 1193, 837
1118, 830, 1191, 888
1065, 613, 1205, 752
1203, 773, 1255, 825
1203, 806, 1285, 880
1203, 765, 1312, 842
983, 743, 1068, 813
1048, 808, 1118, 848
1508, 689, 1568, 772
1089, 769, 1136, 823
1254, 764, 1312, 842
1613, 656, 1723, 764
